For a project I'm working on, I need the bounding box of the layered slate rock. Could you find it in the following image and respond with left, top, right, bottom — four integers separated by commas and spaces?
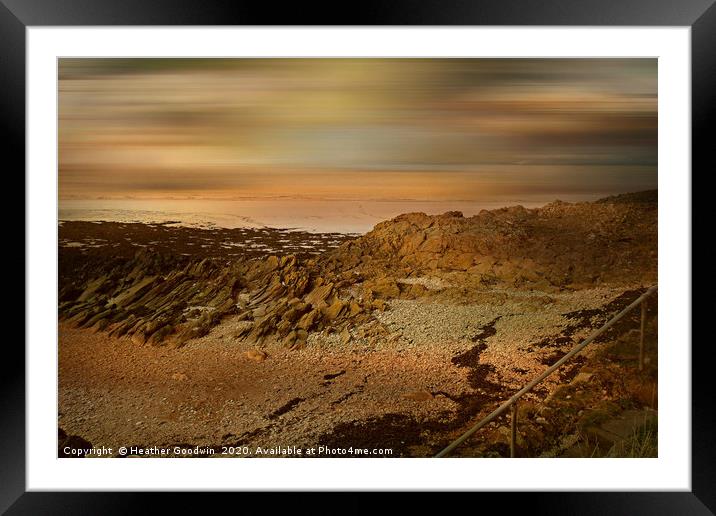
58, 191, 657, 349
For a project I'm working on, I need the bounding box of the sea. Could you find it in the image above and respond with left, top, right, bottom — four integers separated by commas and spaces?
58, 194, 609, 235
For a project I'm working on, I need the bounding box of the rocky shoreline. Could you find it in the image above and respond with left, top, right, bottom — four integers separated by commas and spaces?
58, 191, 657, 457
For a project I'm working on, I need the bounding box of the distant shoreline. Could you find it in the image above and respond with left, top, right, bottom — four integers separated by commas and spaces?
58, 220, 356, 261
57, 192, 644, 234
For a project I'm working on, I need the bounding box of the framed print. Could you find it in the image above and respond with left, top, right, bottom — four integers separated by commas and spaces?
5, 0, 714, 513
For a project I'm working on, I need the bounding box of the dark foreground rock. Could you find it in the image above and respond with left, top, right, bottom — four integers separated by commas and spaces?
58, 428, 93, 457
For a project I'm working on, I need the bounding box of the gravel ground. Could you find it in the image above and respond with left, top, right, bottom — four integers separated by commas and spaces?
58, 284, 643, 458
59, 321, 467, 457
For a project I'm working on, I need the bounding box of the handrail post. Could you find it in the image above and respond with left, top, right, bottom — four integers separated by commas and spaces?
510, 402, 518, 458
639, 299, 647, 372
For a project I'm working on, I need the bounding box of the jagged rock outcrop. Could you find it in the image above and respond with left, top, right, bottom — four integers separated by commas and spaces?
58, 428, 93, 457
58, 246, 374, 349
325, 190, 657, 290
58, 191, 657, 349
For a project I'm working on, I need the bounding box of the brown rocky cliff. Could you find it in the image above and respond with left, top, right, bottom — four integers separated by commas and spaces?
323, 190, 657, 290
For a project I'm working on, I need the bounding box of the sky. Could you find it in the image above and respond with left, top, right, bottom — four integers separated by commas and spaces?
58, 58, 657, 202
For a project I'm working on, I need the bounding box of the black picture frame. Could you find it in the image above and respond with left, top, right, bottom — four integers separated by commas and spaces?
3, 0, 713, 513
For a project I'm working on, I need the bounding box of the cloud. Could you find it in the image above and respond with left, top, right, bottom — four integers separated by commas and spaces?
59, 58, 657, 200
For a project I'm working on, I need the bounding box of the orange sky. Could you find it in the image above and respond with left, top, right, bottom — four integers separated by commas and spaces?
59, 58, 657, 202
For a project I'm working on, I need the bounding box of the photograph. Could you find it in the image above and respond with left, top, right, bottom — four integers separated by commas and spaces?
57, 57, 659, 459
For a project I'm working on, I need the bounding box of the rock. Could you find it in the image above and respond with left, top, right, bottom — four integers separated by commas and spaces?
371, 299, 387, 311
292, 329, 308, 350
233, 321, 253, 339
572, 372, 594, 384
402, 390, 434, 401
252, 306, 268, 318
438, 252, 474, 271
282, 302, 309, 323
297, 309, 321, 331
348, 300, 363, 316
323, 370, 346, 380
420, 235, 446, 253
265, 255, 280, 272
90, 318, 111, 333
77, 276, 108, 303
369, 278, 400, 299
280, 255, 297, 269
406, 283, 429, 297
323, 300, 346, 321
400, 232, 427, 253
245, 349, 268, 362
171, 372, 189, 381
305, 283, 334, 308
276, 319, 293, 337
147, 324, 172, 345
58, 428, 93, 458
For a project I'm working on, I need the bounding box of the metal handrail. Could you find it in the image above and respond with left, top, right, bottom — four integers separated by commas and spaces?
435, 284, 658, 458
